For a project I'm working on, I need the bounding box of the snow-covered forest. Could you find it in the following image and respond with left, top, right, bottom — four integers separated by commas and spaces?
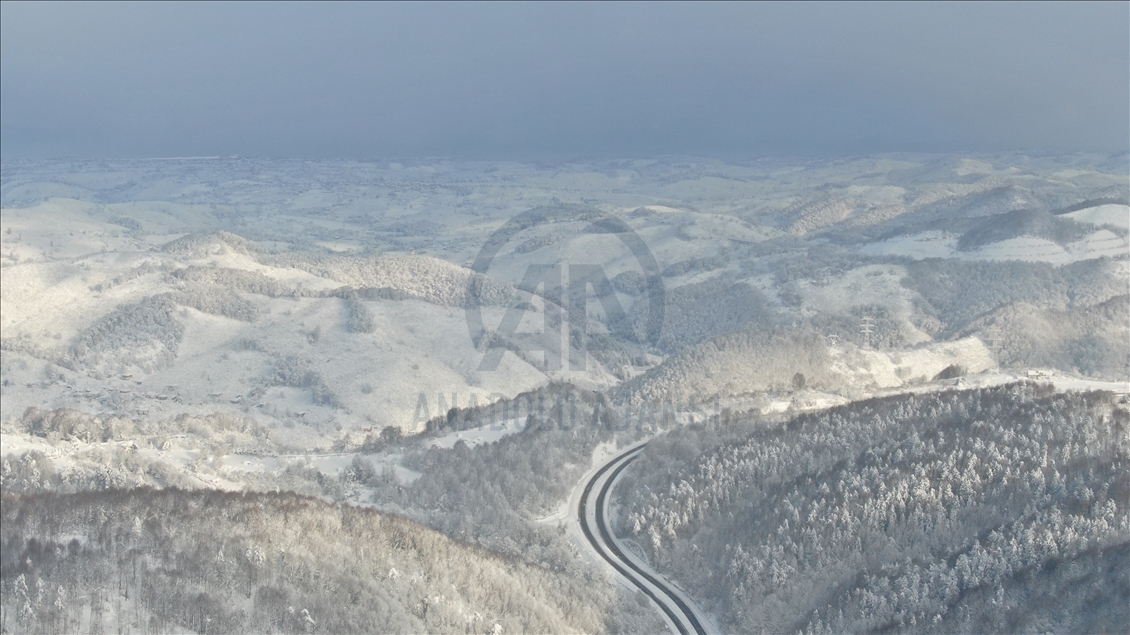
0, 385, 668, 634
616, 383, 1129, 633
2, 153, 1127, 633
0, 488, 615, 634
4, 0, 1129, 627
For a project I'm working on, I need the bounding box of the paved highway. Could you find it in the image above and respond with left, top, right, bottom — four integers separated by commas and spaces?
578, 443, 714, 635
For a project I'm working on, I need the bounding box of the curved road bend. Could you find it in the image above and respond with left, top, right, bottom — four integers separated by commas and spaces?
578, 444, 713, 635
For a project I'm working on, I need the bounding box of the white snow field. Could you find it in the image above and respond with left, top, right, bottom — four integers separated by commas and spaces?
2, 152, 1126, 454
1063, 204, 1129, 230
860, 226, 1128, 264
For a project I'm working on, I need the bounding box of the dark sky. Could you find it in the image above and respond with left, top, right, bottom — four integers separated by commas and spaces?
2, 2, 1127, 160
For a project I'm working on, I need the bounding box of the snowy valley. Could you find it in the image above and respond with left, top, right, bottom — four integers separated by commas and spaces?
1, 153, 1127, 634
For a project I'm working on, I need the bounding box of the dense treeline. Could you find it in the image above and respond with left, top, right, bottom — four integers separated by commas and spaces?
416, 383, 621, 437
56, 283, 257, 376
372, 385, 624, 566
265, 355, 341, 408
177, 282, 260, 322
902, 257, 1123, 337
955, 208, 1097, 251
343, 293, 375, 334
615, 327, 835, 405
161, 231, 260, 258
258, 252, 512, 308
807, 304, 906, 350
0, 488, 612, 634
970, 294, 1129, 378
652, 278, 776, 353
1, 390, 668, 632
162, 233, 515, 309
767, 242, 875, 285
616, 384, 1129, 633
378, 427, 601, 569
2, 410, 292, 496
892, 184, 1040, 225
173, 266, 297, 298
661, 254, 730, 278
69, 296, 184, 375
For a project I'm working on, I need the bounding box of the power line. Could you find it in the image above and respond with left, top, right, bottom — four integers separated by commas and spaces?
860, 315, 875, 349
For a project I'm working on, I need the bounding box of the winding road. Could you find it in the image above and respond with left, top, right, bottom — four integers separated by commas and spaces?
577, 443, 715, 635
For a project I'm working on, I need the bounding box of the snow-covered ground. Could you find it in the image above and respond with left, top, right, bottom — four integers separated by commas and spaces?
2, 154, 1126, 504
860, 225, 1128, 264
1063, 204, 1129, 230
422, 416, 527, 449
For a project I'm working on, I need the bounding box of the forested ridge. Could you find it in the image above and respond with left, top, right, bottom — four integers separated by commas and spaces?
902, 258, 1124, 339
371, 385, 628, 566
616, 383, 1129, 633
0, 385, 668, 634
0, 488, 611, 635
615, 328, 836, 404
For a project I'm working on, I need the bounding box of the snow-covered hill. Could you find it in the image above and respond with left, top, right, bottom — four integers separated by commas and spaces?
2, 153, 1127, 635
2, 154, 1125, 441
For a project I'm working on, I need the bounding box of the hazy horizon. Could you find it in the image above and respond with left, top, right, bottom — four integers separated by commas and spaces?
2, 2, 1127, 161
